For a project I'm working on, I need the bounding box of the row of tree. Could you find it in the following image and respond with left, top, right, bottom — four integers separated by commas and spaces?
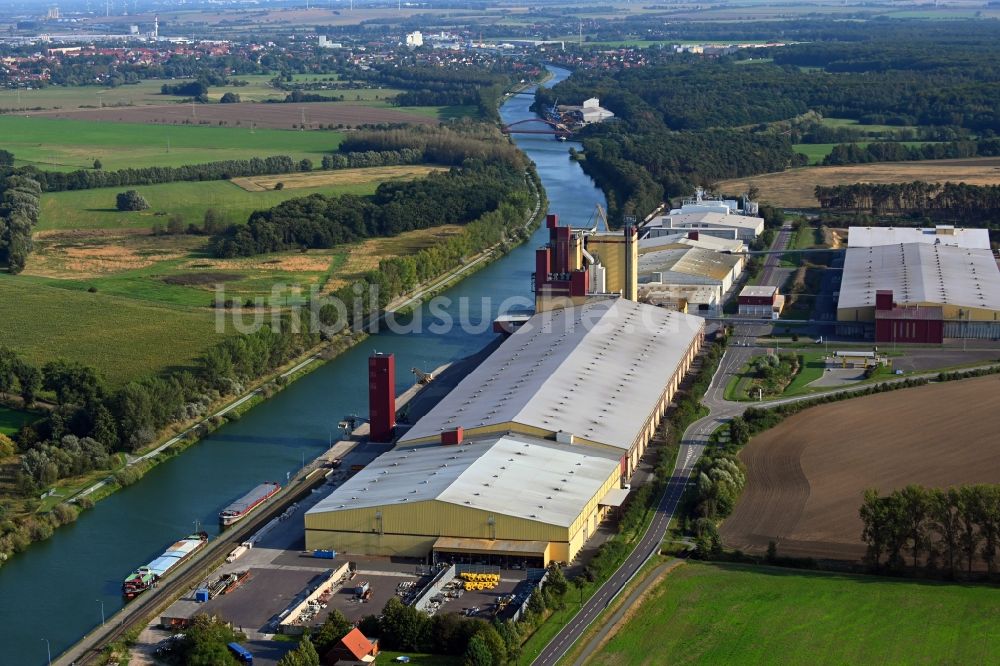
0, 173, 42, 274
820, 137, 1000, 167
814, 181, 1000, 221
17, 155, 298, 193
860, 485, 1000, 578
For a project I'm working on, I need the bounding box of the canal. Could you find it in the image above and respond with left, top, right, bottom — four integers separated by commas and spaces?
0, 65, 603, 665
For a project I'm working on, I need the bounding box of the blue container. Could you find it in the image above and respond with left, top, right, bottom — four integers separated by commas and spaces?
195, 588, 210, 603
313, 549, 336, 559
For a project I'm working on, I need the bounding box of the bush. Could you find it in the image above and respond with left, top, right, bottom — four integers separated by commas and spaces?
116, 190, 149, 211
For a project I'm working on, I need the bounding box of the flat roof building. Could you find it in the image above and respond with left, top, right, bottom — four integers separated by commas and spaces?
399, 299, 704, 475
638, 232, 744, 255
305, 433, 623, 565
645, 211, 764, 244
847, 225, 991, 250
837, 243, 1000, 339
639, 246, 743, 298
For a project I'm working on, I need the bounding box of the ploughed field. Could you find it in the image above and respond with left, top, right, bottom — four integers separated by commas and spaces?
719, 376, 1000, 561
27, 101, 439, 129
719, 157, 1000, 208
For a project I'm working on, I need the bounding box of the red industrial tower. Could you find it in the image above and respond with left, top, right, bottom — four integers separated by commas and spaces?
368, 352, 396, 442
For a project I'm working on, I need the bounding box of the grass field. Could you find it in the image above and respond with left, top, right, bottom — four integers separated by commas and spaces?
719, 157, 1000, 207
231, 165, 444, 192
820, 117, 916, 134
590, 562, 1000, 665
0, 406, 38, 436
377, 651, 461, 666
794, 141, 936, 165
39, 179, 382, 231
0, 115, 341, 171
0, 276, 223, 385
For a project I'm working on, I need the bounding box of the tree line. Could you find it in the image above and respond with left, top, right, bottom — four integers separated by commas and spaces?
860, 485, 1000, 579
15, 155, 298, 193
820, 137, 1000, 167
211, 161, 528, 258
0, 173, 42, 274
814, 181, 1000, 222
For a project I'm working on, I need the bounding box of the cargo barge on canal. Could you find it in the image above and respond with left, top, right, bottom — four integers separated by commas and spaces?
122, 532, 209, 599
219, 482, 281, 527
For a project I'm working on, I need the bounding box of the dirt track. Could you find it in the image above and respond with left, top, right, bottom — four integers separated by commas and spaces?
720, 376, 1000, 561
719, 157, 1000, 208
27, 102, 438, 129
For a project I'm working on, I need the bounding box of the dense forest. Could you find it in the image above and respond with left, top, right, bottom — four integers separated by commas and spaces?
536, 22, 1000, 224
813, 181, 1000, 223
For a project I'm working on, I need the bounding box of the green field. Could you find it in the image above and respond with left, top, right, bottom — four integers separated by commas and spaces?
820, 117, 916, 134
0, 406, 38, 436
38, 179, 379, 231
793, 141, 937, 165
590, 563, 1000, 666
0, 276, 224, 385
0, 116, 342, 171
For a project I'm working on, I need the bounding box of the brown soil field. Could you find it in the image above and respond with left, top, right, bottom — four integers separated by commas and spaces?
719, 157, 1000, 208
231, 166, 445, 192
720, 375, 1000, 562
27, 102, 438, 129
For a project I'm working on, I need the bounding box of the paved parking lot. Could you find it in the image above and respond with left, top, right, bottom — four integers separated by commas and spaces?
205, 568, 324, 632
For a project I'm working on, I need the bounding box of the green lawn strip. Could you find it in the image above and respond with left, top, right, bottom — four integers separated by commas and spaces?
0, 406, 41, 436
555, 556, 673, 666
0, 275, 223, 387
38, 179, 378, 231
35, 454, 129, 512
0, 115, 342, 171
589, 562, 1000, 666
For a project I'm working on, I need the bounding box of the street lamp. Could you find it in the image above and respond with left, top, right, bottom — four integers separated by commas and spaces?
97, 598, 105, 626
41, 638, 51, 666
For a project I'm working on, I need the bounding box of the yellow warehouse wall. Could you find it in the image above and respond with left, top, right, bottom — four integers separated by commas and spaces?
839, 304, 1000, 323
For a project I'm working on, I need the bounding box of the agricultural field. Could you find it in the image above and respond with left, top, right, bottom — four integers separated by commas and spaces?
27, 99, 440, 131
38, 177, 391, 231
589, 562, 1000, 666
0, 276, 223, 386
719, 157, 1000, 207
230, 165, 445, 192
0, 116, 342, 171
719, 375, 1000, 561
0, 406, 38, 436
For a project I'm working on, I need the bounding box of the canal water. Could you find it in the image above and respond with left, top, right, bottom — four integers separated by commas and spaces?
0, 66, 603, 664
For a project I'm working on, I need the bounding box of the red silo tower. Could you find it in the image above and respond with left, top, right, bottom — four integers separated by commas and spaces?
368, 352, 396, 442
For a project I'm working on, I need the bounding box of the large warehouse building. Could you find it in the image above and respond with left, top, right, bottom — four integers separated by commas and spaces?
397, 299, 704, 474
837, 240, 1000, 341
305, 434, 623, 565
305, 298, 705, 563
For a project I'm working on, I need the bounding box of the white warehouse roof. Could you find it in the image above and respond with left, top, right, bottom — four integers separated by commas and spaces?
651, 211, 764, 233
847, 226, 991, 250
398, 299, 704, 451
838, 243, 1000, 312
307, 433, 621, 528
639, 233, 744, 254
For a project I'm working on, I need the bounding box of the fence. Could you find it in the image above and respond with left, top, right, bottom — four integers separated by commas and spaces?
410, 564, 455, 613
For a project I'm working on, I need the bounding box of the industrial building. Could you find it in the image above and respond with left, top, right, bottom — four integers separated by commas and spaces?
557, 98, 615, 124
638, 284, 721, 314
644, 211, 764, 244
847, 225, 991, 250
304, 433, 624, 565
639, 246, 743, 293
738, 285, 784, 319
837, 242, 1000, 341
639, 231, 745, 255
398, 299, 704, 473
532, 214, 638, 311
